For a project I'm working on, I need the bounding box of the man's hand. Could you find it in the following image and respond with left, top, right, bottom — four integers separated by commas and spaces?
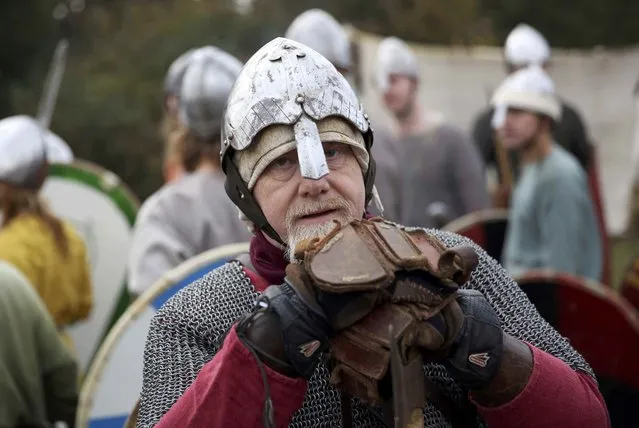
442, 290, 503, 390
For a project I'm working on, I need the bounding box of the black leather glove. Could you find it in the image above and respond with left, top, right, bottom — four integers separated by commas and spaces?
236, 281, 332, 380
443, 289, 504, 390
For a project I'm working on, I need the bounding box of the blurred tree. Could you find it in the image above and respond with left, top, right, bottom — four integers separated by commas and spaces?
13, 0, 271, 200
480, 0, 639, 48
250, 0, 494, 45
0, 0, 58, 118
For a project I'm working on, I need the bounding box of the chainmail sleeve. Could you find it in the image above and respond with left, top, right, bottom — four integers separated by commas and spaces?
137, 262, 260, 427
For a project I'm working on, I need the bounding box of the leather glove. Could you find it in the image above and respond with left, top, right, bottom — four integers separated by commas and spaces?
235, 273, 334, 380
442, 289, 503, 390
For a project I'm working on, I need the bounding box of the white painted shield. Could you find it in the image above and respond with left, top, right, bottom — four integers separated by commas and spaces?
76, 242, 250, 428
40, 160, 139, 375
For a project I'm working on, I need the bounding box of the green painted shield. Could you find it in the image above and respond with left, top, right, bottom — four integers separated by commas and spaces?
42, 160, 139, 374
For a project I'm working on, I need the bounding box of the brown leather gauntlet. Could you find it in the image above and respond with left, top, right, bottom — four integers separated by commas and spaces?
293, 219, 479, 404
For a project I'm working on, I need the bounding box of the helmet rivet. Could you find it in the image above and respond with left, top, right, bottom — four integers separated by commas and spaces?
364, 113, 369, 120
228, 132, 234, 140
297, 51, 306, 58
296, 95, 305, 104
239, 192, 245, 199
224, 140, 229, 146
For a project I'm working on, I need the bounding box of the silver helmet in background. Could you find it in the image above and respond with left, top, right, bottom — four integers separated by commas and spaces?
503, 24, 551, 69
374, 36, 419, 92
0, 115, 49, 189
285, 9, 352, 73
163, 48, 198, 100
178, 47, 243, 140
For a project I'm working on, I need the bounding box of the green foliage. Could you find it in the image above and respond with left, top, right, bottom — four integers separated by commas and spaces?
0, 0, 58, 117
481, 0, 639, 48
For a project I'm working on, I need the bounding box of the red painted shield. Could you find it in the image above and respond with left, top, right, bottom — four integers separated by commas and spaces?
443, 209, 509, 263
619, 255, 639, 310
515, 270, 639, 427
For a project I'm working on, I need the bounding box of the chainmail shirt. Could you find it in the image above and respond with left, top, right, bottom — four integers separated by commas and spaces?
137, 228, 595, 428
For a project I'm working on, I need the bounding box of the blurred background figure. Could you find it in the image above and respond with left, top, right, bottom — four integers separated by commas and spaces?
285, 9, 353, 80
161, 49, 198, 184
375, 36, 490, 228
493, 65, 602, 280
0, 115, 92, 355
0, 261, 78, 428
127, 46, 251, 297
471, 23, 591, 205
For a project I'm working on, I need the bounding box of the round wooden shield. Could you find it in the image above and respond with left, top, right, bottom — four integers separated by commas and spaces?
619, 254, 639, 310
40, 160, 139, 375
76, 242, 250, 428
515, 270, 639, 427
442, 209, 509, 262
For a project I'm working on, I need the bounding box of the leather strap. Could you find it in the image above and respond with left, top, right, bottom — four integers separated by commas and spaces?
340, 391, 353, 428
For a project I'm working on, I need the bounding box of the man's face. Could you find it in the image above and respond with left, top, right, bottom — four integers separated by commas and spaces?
498, 108, 542, 150
253, 141, 366, 261
382, 74, 416, 119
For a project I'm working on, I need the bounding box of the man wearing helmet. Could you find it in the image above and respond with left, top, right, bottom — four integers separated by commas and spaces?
471, 24, 591, 188
137, 38, 608, 428
127, 46, 250, 296
373, 37, 490, 227
492, 66, 602, 280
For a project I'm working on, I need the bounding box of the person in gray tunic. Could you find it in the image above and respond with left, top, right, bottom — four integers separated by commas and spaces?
492, 65, 602, 280
374, 37, 490, 227
127, 47, 251, 296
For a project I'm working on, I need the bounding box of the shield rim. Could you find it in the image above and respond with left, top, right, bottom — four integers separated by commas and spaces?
441, 208, 510, 234
76, 242, 251, 427
48, 159, 140, 227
